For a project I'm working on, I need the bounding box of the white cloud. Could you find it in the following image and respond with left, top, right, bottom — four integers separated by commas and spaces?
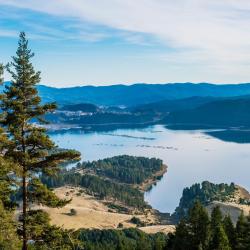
1, 1, 250, 54
1, 0, 250, 83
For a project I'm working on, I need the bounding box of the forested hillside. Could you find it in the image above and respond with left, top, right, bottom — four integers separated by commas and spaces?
41, 155, 165, 209
173, 181, 236, 219
164, 98, 250, 128
80, 155, 163, 184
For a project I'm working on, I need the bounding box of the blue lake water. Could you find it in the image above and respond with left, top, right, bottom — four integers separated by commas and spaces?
50, 125, 250, 213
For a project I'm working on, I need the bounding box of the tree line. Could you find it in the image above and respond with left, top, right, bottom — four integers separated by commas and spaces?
168, 201, 250, 250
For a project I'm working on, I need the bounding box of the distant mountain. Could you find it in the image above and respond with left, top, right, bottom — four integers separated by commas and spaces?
206, 130, 250, 143
164, 97, 250, 128
3, 82, 250, 107
132, 96, 218, 114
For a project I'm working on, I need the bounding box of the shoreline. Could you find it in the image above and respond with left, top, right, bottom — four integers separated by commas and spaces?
138, 164, 168, 192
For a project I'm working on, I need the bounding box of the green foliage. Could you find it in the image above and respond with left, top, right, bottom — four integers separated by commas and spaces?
210, 206, 223, 229
48, 148, 81, 168
235, 213, 250, 250
106, 203, 129, 214
171, 219, 190, 250
41, 155, 163, 209
0, 156, 17, 209
130, 217, 146, 227
69, 208, 77, 216
23, 210, 83, 249
42, 172, 147, 209
209, 206, 231, 250
80, 155, 163, 184
76, 228, 168, 250
210, 224, 231, 250
170, 202, 250, 250
223, 215, 236, 249
0, 32, 80, 249
174, 181, 236, 219
0, 201, 21, 250
188, 201, 210, 249
28, 178, 71, 208
172, 201, 210, 250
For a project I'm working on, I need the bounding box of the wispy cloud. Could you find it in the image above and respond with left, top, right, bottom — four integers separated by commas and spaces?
1, 1, 250, 54
1, 0, 250, 84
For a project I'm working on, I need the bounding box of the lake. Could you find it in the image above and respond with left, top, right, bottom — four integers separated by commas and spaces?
50, 125, 250, 213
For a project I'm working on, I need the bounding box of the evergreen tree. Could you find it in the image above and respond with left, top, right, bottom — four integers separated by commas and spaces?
188, 201, 210, 249
211, 224, 232, 250
173, 219, 191, 250
0, 201, 21, 249
244, 215, 250, 250
0, 62, 21, 249
223, 214, 236, 249
211, 206, 223, 229
235, 212, 250, 250
210, 206, 231, 250
0, 32, 80, 250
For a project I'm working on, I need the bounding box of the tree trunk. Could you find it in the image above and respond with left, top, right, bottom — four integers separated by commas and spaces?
22, 174, 27, 250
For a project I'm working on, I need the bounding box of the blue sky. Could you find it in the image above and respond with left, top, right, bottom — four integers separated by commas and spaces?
1, 1, 250, 87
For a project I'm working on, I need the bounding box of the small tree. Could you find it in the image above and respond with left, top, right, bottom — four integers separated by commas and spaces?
210, 224, 232, 250
188, 201, 210, 249
173, 219, 191, 250
223, 215, 236, 248
0, 32, 80, 250
209, 206, 231, 250
211, 205, 223, 228
69, 208, 77, 216
235, 212, 249, 250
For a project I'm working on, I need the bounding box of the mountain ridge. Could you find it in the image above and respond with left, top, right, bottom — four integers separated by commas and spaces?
3, 81, 250, 107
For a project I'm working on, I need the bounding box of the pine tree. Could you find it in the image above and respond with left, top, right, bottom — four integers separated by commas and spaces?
235, 212, 249, 250
210, 206, 231, 250
211, 206, 223, 229
0, 201, 21, 249
0, 62, 21, 249
173, 219, 191, 250
0, 32, 80, 250
212, 224, 232, 250
188, 201, 210, 250
244, 215, 250, 250
223, 214, 236, 249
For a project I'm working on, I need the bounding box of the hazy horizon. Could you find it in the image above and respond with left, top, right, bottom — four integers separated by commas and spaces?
4, 80, 250, 88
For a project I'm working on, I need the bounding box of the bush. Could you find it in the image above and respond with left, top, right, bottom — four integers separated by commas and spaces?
117, 223, 123, 228
69, 208, 77, 216
130, 217, 145, 227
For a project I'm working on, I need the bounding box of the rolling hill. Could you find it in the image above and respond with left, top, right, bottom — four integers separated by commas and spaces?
164, 97, 250, 128
1, 82, 250, 107
36, 82, 250, 107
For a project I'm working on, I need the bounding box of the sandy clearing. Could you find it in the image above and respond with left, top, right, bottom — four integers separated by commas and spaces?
40, 186, 159, 230
140, 225, 175, 234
